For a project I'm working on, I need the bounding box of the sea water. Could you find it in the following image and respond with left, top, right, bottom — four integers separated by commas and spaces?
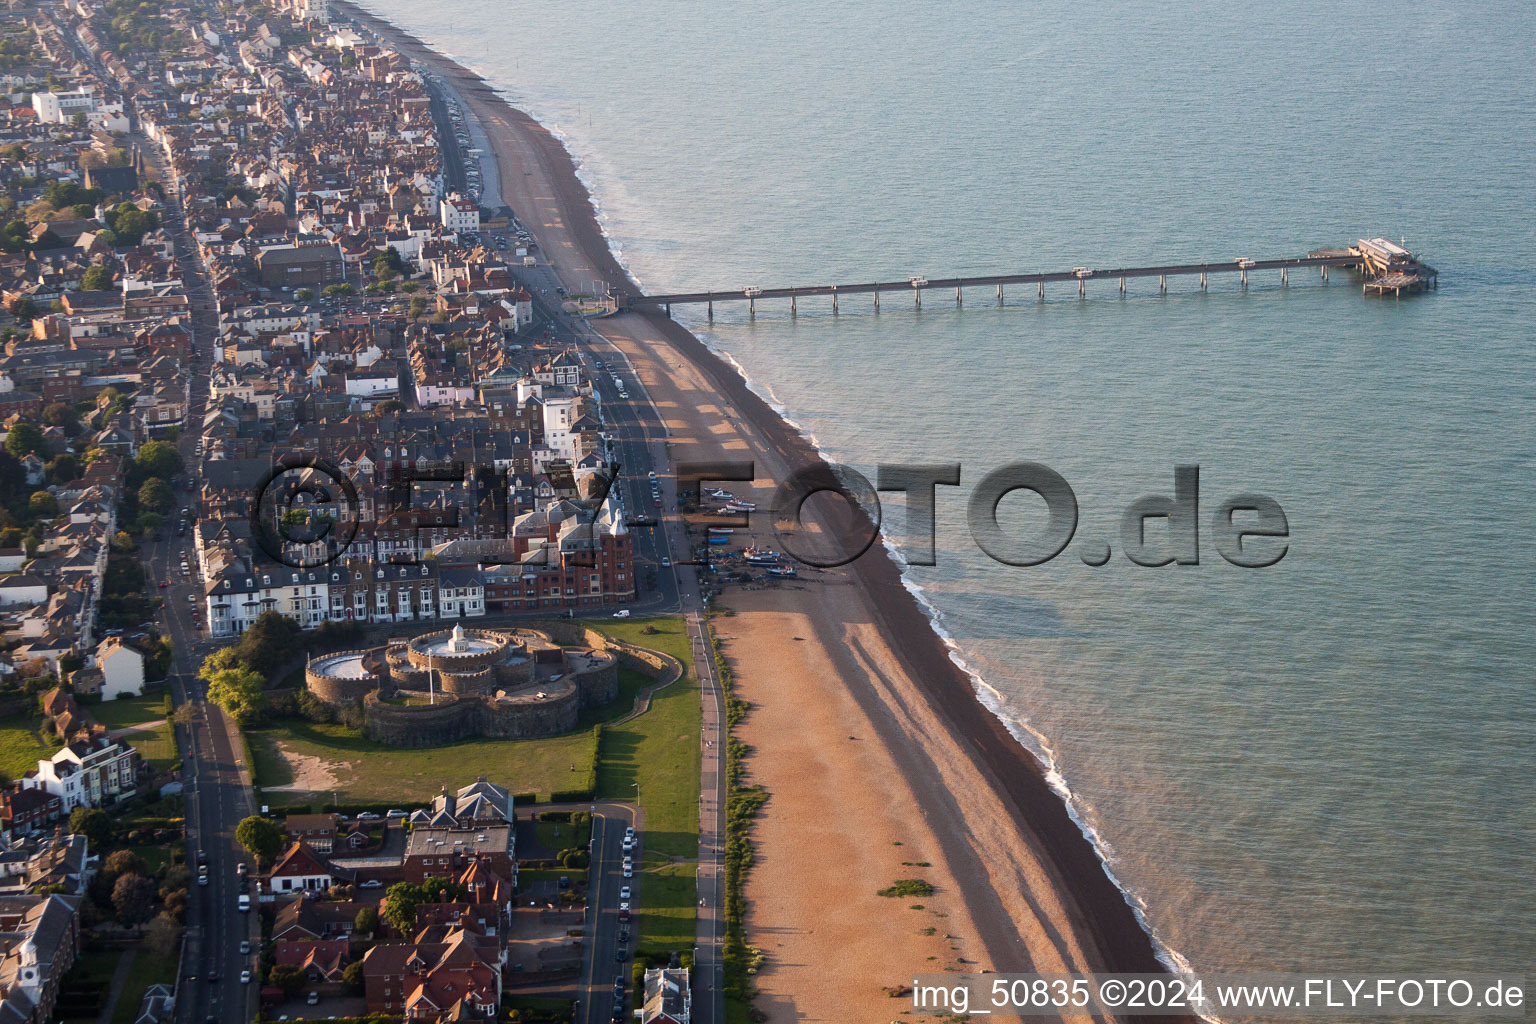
360, 0, 1535, 982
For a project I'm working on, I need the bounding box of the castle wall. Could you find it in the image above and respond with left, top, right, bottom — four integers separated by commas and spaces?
339, 624, 678, 748
306, 650, 382, 705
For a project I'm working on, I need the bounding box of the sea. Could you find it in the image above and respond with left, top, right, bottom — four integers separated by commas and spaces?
359, 0, 1534, 986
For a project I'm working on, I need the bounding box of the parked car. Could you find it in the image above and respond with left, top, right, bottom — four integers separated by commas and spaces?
619, 886, 631, 900
240, 970, 251, 984
359, 879, 384, 889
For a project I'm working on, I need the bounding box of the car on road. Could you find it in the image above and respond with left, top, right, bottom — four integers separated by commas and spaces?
611, 610, 630, 618
240, 970, 251, 984
237, 894, 251, 911
620, 886, 631, 899
207, 969, 218, 982
386, 809, 407, 819
615, 944, 628, 961
661, 558, 671, 568
622, 836, 635, 852
623, 864, 633, 878
359, 879, 384, 889
619, 901, 630, 912
307, 992, 320, 1006
239, 940, 250, 954
356, 811, 382, 820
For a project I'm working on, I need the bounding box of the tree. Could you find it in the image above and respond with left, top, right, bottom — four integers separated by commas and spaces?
5, 423, 42, 458
342, 959, 365, 994
137, 476, 174, 514
27, 491, 57, 518
145, 911, 182, 957
69, 807, 113, 847
7, 296, 37, 321
81, 266, 114, 291
206, 666, 266, 724
112, 873, 157, 925
47, 453, 81, 485
104, 849, 148, 880
354, 906, 378, 934
294, 288, 313, 301
42, 404, 80, 433
268, 964, 305, 996
108, 205, 157, 246
235, 815, 284, 867
134, 440, 182, 480
381, 882, 422, 935
228, 611, 301, 676
322, 283, 354, 298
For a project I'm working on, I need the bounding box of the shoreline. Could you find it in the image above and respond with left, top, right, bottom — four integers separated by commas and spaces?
339, 0, 1169, 997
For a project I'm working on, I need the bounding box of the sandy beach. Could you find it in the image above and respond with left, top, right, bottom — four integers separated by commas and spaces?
339, 3, 1167, 1017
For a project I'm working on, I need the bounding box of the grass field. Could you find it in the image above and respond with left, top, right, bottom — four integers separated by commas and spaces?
591, 618, 701, 860
93, 692, 178, 769
110, 946, 178, 1024
635, 860, 699, 962
248, 719, 598, 804
0, 718, 56, 781
248, 616, 700, 818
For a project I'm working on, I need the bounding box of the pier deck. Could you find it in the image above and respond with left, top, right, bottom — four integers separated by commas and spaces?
615, 239, 1437, 315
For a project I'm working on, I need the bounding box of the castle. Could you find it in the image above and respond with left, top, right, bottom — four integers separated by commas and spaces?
305, 623, 621, 746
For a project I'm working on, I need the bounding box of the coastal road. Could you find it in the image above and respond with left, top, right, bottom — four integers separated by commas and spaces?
574, 803, 641, 1024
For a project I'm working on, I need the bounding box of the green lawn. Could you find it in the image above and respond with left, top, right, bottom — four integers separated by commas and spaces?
586, 617, 701, 860
248, 720, 598, 805
57, 948, 121, 1024
0, 718, 55, 780
94, 693, 178, 769
534, 817, 591, 853
247, 617, 700, 819
110, 946, 178, 1024
635, 860, 699, 963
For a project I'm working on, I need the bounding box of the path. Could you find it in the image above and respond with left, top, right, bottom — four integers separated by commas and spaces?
96, 947, 137, 1024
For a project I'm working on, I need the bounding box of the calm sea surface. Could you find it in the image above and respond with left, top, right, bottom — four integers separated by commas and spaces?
362, 0, 1534, 980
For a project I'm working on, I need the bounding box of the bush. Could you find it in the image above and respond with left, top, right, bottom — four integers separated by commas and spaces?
876, 879, 934, 898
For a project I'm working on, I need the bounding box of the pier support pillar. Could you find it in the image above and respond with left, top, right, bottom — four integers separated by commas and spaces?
1038, 281, 1044, 300
1120, 277, 1125, 294
873, 285, 879, 311
997, 284, 1003, 305
1200, 272, 1207, 290
748, 296, 755, 317
707, 294, 713, 320
1241, 269, 1248, 288
832, 289, 838, 313
914, 287, 922, 310
1322, 266, 1329, 282
1281, 267, 1288, 286
665, 303, 671, 318
791, 294, 797, 316
1078, 278, 1085, 297
955, 286, 962, 306
1160, 275, 1167, 294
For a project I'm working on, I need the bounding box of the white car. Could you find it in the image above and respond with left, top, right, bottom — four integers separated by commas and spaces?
359, 879, 384, 889
240, 970, 251, 984
622, 837, 635, 851
623, 865, 633, 878
619, 901, 630, 912
619, 886, 631, 900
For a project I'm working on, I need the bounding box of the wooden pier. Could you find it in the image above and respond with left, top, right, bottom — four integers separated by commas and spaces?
614, 238, 1437, 316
